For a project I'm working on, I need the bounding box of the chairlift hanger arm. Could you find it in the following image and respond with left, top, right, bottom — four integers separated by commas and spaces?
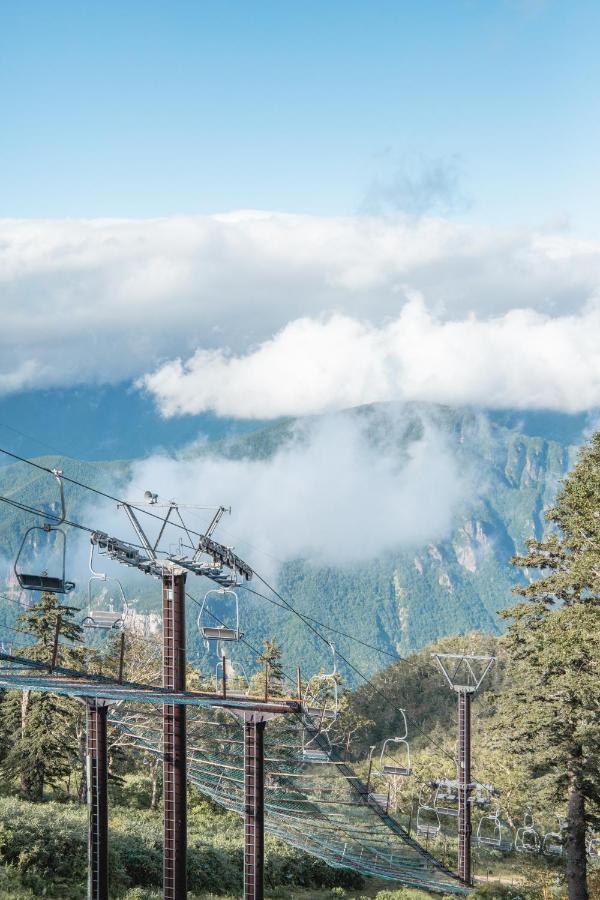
119, 503, 156, 559
206, 505, 230, 538
431, 652, 495, 693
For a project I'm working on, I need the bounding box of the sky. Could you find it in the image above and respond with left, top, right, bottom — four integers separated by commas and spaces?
1, 0, 599, 228
1, 1, 600, 420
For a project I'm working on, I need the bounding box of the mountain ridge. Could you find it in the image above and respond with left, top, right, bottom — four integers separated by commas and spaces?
0, 401, 588, 682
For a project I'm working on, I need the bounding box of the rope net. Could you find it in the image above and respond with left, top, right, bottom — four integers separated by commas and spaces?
0, 651, 466, 895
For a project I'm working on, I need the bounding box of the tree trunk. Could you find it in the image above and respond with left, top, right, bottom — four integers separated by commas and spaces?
19, 690, 32, 799
566, 769, 588, 900
150, 755, 160, 810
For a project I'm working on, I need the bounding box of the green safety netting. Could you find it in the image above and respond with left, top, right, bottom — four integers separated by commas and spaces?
0, 652, 467, 894
110, 703, 466, 894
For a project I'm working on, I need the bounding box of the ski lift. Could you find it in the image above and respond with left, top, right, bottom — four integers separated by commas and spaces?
198, 588, 241, 644
370, 792, 389, 810
14, 468, 75, 594
300, 727, 331, 763
82, 543, 128, 630
474, 805, 513, 852
416, 785, 441, 838
434, 778, 459, 818
304, 642, 339, 721
472, 782, 494, 809
379, 714, 412, 777
543, 816, 566, 857
515, 812, 541, 854
587, 834, 600, 859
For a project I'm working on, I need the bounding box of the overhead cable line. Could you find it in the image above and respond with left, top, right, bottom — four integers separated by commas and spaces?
0, 444, 458, 764
241, 584, 399, 660
251, 570, 458, 767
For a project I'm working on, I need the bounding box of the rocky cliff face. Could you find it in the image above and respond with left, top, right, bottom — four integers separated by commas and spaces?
268, 405, 580, 674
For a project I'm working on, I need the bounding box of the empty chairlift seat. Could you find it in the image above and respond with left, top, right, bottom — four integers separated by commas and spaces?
543, 817, 566, 857
416, 785, 441, 838
303, 642, 340, 723
474, 806, 513, 852
434, 778, 460, 818
82, 544, 128, 630
515, 813, 541, 854
14, 469, 76, 595
198, 589, 241, 643
380, 715, 412, 777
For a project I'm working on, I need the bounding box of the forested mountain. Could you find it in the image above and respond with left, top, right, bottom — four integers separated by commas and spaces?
0, 402, 589, 682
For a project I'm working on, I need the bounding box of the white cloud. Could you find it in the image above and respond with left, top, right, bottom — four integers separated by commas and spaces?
121, 411, 464, 573
1, 211, 600, 407
143, 294, 600, 417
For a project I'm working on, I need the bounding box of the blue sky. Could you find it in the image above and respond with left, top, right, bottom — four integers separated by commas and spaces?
1, 0, 599, 231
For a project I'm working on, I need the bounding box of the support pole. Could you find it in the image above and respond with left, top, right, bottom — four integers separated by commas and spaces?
86, 700, 109, 900
244, 714, 266, 900
457, 689, 472, 886
162, 571, 187, 900
431, 652, 494, 887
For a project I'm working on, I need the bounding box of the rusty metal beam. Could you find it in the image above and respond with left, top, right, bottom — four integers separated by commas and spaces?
457, 690, 472, 886
163, 571, 187, 900
244, 714, 266, 900
87, 700, 109, 900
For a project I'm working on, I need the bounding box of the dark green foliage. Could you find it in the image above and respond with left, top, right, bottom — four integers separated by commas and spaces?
500, 431, 600, 900
0, 798, 362, 898
254, 638, 285, 698
0, 592, 87, 800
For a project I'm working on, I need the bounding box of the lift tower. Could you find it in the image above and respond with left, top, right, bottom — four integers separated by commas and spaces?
431, 652, 495, 886
91, 498, 252, 900
162, 569, 187, 899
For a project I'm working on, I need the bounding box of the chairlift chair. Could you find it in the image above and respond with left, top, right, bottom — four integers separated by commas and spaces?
301, 728, 331, 763
369, 791, 389, 809
304, 642, 340, 722
515, 812, 541, 854
198, 588, 241, 644
587, 834, 600, 859
473, 782, 494, 809
542, 815, 566, 857
434, 778, 460, 818
380, 712, 412, 777
474, 805, 513, 852
301, 748, 330, 763
82, 543, 128, 630
416, 785, 441, 838
14, 468, 75, 594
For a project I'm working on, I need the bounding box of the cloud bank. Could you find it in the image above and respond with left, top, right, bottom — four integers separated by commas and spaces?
123, 412, 464, 572
143, 295, 600, 418
2, 211, 600, 413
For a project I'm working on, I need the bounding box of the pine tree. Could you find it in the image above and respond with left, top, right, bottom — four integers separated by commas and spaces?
0, 591, 85, 800
503, 433, 600, 900
255, 639, 285, 699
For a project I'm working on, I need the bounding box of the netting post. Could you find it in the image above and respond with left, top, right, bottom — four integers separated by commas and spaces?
86, 699, 109, 900
458, 689, 472, 885
244, 714, 266, 900
163, 570, 187, 900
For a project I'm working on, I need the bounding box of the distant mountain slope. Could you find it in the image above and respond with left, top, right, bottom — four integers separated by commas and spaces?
0, 403, 588, 682
0, 383, 268, 461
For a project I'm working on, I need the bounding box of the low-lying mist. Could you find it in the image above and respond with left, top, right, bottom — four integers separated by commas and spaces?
122, 409, 465, 577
